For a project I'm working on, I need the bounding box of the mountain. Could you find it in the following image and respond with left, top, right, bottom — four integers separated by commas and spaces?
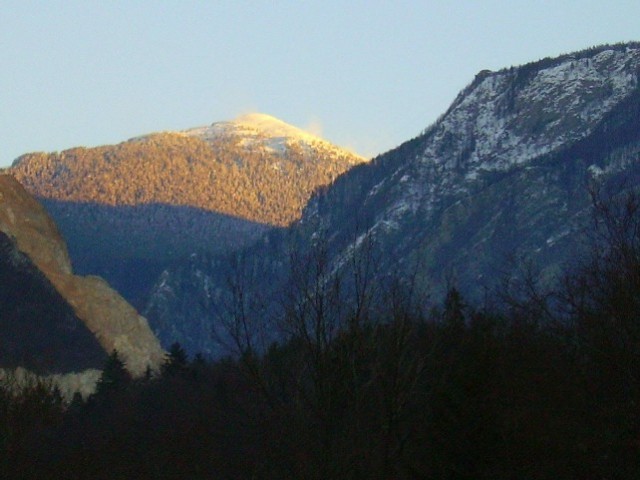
144, 43, 640, 356
0, 175, 164, 376
10, 113, 365, 304
298, 43, 640, 298
0, 230, 105, 374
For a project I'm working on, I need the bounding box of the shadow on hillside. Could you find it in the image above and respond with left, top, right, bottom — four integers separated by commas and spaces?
39, 199, 282, 307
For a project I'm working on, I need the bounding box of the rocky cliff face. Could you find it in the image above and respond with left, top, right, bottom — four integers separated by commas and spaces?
0, 230, 106, 374
143, 43, 640, 356
0, 175, 164, 375
297, 43, 640, 298
0, 174, 72, 277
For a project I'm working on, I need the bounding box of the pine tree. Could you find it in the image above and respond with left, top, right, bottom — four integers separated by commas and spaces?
94, 350, 130, 398
443, 287, 466, 331
161, 342, 189, 377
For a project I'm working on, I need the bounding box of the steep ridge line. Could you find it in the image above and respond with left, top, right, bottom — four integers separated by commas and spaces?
0, 175, 164, 375
141, 43, 640, 356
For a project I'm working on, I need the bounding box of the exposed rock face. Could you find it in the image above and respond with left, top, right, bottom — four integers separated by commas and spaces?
0, 175, 164, 375
0, 174, 72, 278
0, 231, 106, 374
297, 44, 640, 300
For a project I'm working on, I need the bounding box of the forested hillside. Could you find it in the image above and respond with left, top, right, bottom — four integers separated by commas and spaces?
10, 115, 364, 304
145, 43, 640, 356
2, 190, 640, 479
13, 131, 361, 227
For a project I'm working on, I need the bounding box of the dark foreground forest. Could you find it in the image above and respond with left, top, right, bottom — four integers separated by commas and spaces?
2, 193, 640, 480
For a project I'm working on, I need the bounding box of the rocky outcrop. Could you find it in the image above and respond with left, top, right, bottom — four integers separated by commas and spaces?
0, 175, 164, 375
0, 173, 72, 277
0, 230, 106, 374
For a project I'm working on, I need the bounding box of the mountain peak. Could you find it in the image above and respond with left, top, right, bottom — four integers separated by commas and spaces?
181, 112, 363, 158
230, 112, 318, 142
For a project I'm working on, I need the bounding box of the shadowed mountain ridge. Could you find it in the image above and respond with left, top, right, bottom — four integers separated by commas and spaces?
10, 114, 365, 303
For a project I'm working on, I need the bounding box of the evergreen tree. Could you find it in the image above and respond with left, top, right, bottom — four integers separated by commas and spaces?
94, 350, 130, 398
443, 286, 466, 332
162, 342, 189, 377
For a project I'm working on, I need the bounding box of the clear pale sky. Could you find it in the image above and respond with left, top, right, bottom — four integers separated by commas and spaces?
1, 1, 639, 166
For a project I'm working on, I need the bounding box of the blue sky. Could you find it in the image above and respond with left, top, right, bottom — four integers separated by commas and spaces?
1, 1, 639, 166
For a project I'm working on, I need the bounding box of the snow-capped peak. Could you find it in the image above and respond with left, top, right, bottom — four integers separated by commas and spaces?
232, 113, 321, 142
181, 112, 364, 160
183, 113, 324, 146
358, 44, 640, 233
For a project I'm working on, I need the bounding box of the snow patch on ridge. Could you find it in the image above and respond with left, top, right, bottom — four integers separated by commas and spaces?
353, 46, 640, 260
182, 113, 365, 162
420, 48, 640, 178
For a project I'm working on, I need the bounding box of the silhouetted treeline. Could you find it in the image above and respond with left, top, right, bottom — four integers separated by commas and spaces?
2, 192, 640, 479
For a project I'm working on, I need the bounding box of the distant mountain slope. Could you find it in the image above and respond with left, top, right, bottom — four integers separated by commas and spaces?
0, 175, 164, 375
280, 47, 629, 277
14, 114, 364, 227
10, 114, 365, 303
301, 43, 640, 298
143, 43, 640, 356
